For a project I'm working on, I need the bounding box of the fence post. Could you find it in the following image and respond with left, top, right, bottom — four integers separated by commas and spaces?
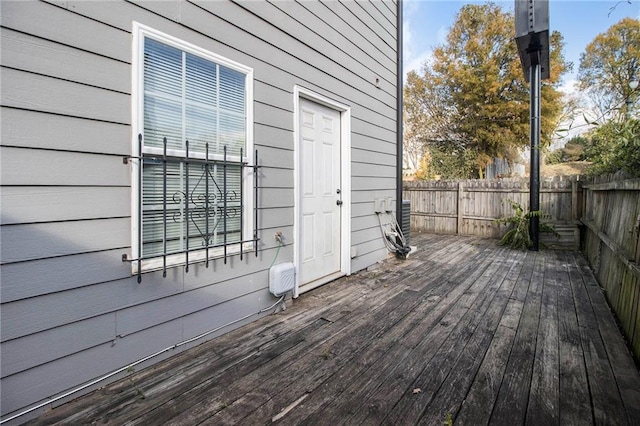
635, 213, 640, 264
571, 180, 578, 221
457, 181, 464, 235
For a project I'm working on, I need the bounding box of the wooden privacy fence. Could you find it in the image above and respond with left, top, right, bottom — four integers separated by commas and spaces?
581, 175, 640, 360
402, 177, 582, 249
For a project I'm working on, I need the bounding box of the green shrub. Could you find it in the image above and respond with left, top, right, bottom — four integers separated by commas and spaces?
545, 149, 563, 165
586, 119, 640, 177
495, 199, 559, 249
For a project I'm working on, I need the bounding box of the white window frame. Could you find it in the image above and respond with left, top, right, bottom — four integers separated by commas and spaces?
131, 22, 254, 274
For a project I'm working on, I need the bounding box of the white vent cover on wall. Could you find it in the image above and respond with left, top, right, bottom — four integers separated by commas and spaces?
269, 262, 296, 296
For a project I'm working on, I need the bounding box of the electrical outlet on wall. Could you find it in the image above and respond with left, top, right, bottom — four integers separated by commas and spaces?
385, 197, 394, 212
374, 198, 385, 213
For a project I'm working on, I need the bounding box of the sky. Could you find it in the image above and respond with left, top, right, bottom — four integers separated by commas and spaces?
403, 0, 640, 90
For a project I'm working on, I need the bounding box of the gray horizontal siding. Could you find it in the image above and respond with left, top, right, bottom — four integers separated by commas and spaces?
255, 102, 294, 132
43, 0, 397, 122
117, 271, 270, 336
353, 176, 397, 191
229, 0, 396, 91
352, 147, 397, 167
1, 27, 131, 93
267, 0, 396, 84
1, 107, 130, 155
0, 0, 398, 420
187, 0, 396, 106
352, 214, 384, 234
259, 188, 295, 209
351, 119, 397, 146
352, 162, 396, 178
351, 246, 389, 273
353, 231, 387, 251
254, 123, 294, 151
1, 245, 291, 342
5, 0, 398, 125
180, 244, 293, 294
1, 187, 129, 225
1, 275, 169, 342
258, 167, 294, 189
1, 0, 131, 62
1, 241, 289, 306
302, 0, 396, 64
1, 218, 130, 264
0, 250, 132, 303
255, 146, 294, 169
370, 0, 398, 27
123, 0, 182, 21
259, 207, 294, 230
358, 0, 398, 41
1, 289, 277, 416
352, 229, 384, 246
1, 314, 116, 378
255, 81, 293, 112
351, 201, 378, 219
0, 147, 129, 186
1, 67, 130, 123
352, 188, 397, 204
1, 318, 184, 416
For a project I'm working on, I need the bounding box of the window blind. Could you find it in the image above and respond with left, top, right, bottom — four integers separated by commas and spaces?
141, 37, 246, 260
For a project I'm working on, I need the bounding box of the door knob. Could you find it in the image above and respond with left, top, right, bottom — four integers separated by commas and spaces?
336, 200, 343, 206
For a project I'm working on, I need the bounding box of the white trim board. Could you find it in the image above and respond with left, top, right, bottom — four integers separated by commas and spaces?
292, 86, 351, 298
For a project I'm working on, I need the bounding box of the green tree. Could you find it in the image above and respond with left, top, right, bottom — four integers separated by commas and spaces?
428, 146, 477, 179
414, 153, 432, 180
404, 3, 570, 179
546, 136, 590, 164
578, 17, 640, 121
585, 118, 640, 177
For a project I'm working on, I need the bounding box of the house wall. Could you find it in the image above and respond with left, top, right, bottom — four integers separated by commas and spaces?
0, 0, 398, 420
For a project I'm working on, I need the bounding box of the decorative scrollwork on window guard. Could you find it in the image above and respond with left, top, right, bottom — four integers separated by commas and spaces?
124, 134, 260, 283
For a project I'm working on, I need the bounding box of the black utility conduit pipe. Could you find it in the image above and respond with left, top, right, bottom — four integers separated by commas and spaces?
396, 0, 404, 252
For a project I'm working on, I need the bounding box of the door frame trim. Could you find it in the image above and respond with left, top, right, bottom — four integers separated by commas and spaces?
292, 86, 351, 297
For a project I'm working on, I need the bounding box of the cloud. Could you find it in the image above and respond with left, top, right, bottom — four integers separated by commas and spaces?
403, 20, 414, 64
402, 0, 440, 80
402, 0, 420, 65
404, 50, 433, 80
436, 24, 449, 45
552, 78, 598, 146
559, 78, 579, 95
402, 18, 434, 81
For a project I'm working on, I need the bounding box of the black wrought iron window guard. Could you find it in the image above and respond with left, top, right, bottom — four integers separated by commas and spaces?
126, 134, 260, 283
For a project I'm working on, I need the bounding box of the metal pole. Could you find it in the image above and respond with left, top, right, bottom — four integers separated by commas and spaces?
529, 59, 541, 251
395, 0, 404, 255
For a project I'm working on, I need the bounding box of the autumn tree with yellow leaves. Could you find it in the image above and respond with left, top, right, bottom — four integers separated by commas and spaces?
405, 3, 570, 179
578, 17, 639, 121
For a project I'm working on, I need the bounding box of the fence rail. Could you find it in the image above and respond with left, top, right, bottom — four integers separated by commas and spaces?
580, 175, 640, 360
403, 177, 581, 249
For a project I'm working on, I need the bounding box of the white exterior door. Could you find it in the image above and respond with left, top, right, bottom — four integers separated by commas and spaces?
298, 98, 342, 290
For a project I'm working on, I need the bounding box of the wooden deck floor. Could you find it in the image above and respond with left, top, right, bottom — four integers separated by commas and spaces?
28, 233, 640, 425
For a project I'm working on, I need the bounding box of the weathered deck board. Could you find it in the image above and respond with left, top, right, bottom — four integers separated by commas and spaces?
238, 239, 495, 425
566, 252, 629, 425
297, 242, 503, 425
488, 251, 543, 425
556, 251, 593, 425
382, 247, 517, 425
26, 233, 640, 426
194, 238, 493, 425
418, 250, 527, 425
526, 250, 560, 424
